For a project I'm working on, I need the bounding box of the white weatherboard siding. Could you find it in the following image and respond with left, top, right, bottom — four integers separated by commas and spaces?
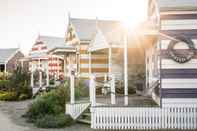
158, 0, 197, 8
161, 19, 197, 30
80, 54, 107, 59
161, 39, 197, 50
82, 72, 108, 77
162, 59, 197, 69
80, 64, 108, 68
162, 79, 197, 89
160, 11, 197, 15
162, 98, 197, 105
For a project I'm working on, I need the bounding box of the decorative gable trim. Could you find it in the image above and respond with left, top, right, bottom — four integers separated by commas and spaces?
66, 22, 80, 45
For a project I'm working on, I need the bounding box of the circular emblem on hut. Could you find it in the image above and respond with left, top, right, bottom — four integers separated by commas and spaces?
168, 36, 195, 63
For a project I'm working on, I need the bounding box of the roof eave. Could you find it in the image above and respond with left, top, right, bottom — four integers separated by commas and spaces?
47, 47, 77, 55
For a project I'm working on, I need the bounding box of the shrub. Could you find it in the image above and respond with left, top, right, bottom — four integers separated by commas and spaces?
49, 79, 55, 85
0, 67, 32, 101
24, 86, 69, 122
35, 114, 74, 128
75, 79, 89, 99
0, 72, 11, 80
0, 80, 11, 91
0, 91, 17, 101
18, 94, 29, 101
9, 66, 32, 99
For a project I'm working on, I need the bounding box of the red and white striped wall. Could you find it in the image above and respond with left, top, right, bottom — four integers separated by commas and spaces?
29, 41, 64, 79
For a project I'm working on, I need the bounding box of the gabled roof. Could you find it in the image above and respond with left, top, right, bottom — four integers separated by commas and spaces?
68, 18, 121, 41
37, 36, 65, 51
69, 18, 97, 41
89, 21, 155, 52
89, 21, 125, 51
97, 21, 124, 46
0, 48, 20, 64
29, 36, 65, 58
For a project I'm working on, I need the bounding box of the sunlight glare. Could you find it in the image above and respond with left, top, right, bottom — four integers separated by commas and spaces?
119, 0, 147, 30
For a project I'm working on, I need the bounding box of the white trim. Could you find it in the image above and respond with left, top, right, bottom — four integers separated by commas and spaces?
89, 29, 110, 52
30, 49, 48, 54
80, 64, 108, 68
161, 19, 197, 30
66, 103, 90, 119
162, 79, 197, 89
80, 72, 107, 77
162, 59, 197, 69
160, 11, 197, 15
81, 55, 107, 59
162, 98, 197, 105
108, 47, 112, 74
124, 32, 128, 106
89, 52, 91, 75
4, 62, 7, 73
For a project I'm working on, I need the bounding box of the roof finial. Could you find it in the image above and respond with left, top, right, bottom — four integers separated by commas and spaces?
37, 31, 41, 42
38, 32, 40, 39
96, 17, 98, 30
68, 11, 71, 24
17, 43, 21, 49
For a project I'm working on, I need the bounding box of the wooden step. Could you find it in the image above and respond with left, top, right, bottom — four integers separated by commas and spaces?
77, 119, 91, 124
82, 113, 91, 117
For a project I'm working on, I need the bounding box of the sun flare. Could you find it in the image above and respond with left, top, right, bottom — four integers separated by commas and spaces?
119, 0, 148, 29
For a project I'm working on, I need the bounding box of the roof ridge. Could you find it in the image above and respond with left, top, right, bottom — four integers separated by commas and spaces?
38, 35, 64, 39
0, 48, 19, 50
70, 17, 120, 23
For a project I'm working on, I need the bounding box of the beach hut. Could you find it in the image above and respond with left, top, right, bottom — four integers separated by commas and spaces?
65, 0, 197, 130
29, 35, 65, 94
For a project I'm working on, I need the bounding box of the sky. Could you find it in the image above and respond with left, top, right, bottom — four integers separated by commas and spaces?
0, 0, 148, 55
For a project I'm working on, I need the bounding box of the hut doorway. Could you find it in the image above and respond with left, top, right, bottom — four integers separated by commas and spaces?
0, 64, 5, 72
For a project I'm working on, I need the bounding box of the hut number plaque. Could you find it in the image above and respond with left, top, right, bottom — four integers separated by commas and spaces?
168, 36, 195, 63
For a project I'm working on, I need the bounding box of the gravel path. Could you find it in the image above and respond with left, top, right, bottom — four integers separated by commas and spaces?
0, 100, 93, 131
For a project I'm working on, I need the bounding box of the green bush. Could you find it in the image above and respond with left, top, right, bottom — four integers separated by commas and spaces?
0, 72, 11, 80
35, 114, 74, 128
24, 86, 69, 122
0, 91, 17, 101
9, 66, 32, 100
18, 94, 29, 101
75, 79, 89, 100
0, 80, 11, 91
24, 86, 73, 128
49, 79, 55, 85
0, 67, 32, 101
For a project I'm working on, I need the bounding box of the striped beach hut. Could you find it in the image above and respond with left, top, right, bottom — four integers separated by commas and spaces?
147, 0, 197, 104
29, 35, 65, 89
64, 18, 137, 78
89, 21, 145, 91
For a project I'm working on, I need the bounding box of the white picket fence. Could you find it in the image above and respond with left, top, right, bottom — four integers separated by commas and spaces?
91, 105, 197, 130
66, 102, 90, 119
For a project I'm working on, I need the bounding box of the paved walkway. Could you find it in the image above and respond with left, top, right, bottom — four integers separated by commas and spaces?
0, 101, 92, 131
0, 110, 30, 131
